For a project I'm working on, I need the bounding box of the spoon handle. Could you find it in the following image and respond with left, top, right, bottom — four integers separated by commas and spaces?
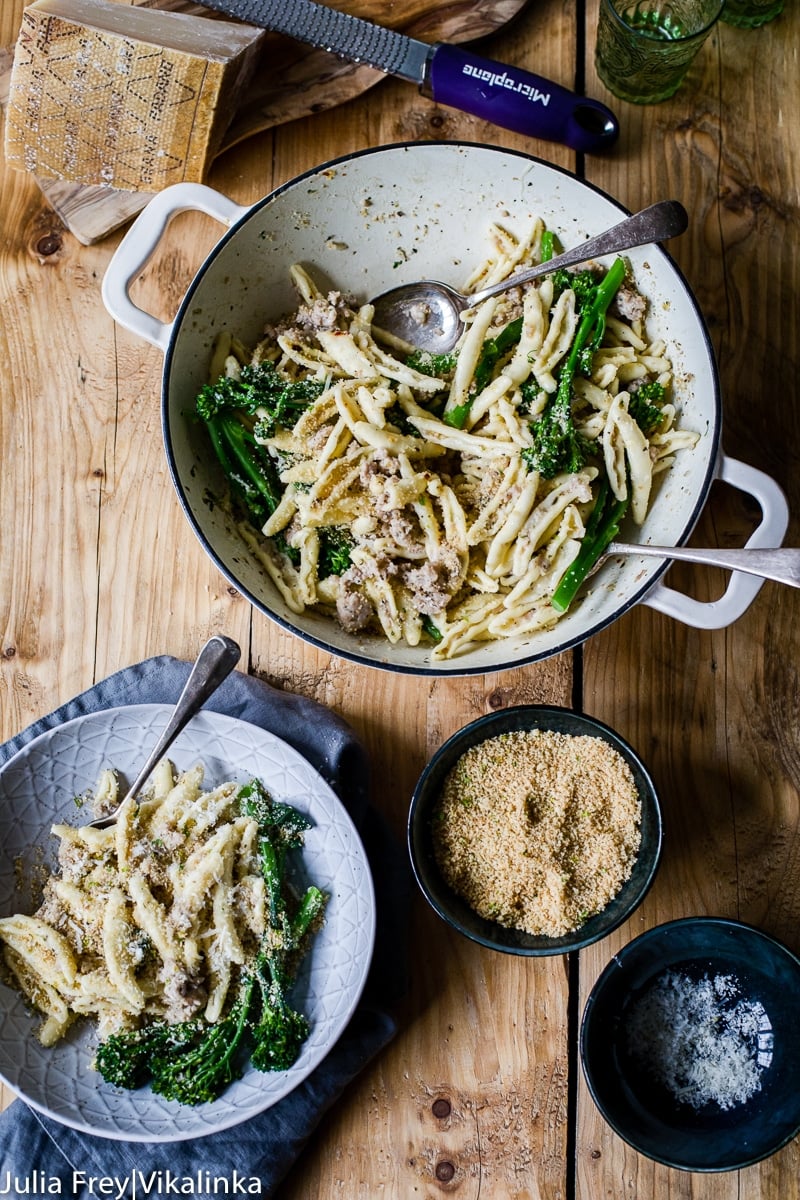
88, 635, 241, 828
607, 543, 800, 589
469, 200, 688, 306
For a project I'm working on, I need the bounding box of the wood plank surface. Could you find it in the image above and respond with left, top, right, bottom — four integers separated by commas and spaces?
578, 8, 800, 1200
1, 0, 799, 1196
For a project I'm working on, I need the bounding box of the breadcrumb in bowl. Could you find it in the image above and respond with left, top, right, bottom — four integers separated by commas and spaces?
408, 705, 662, 956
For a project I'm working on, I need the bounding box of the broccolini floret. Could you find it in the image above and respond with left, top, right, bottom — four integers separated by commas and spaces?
196, 361, 325, 534
318, 526, 354, 578
628, 379, 667, 434
550, 267, 598, 307
523, 401, 593, 479
196, 361, 325, 436
250, 972, 310, 1074
149, 991, 253, 1106
405, 349, 457, 379
239, 777, 311, 846
94, 1020, 201, 1091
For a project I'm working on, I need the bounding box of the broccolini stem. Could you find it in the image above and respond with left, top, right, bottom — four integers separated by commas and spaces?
219, 418, 281, 513
203, 413, 283, 527
205, 418, 237, 479
523, 257, 627, 479
551, 479, 630, 613
291, 886, 326, 944
540, 229, 561, 262
555, 256, 626, 409
260, 835, 284, 925
421, 614, 443, 643
444, 316, 523, 430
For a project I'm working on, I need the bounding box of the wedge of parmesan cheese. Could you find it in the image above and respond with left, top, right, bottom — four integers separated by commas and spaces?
4, 0, 266, 190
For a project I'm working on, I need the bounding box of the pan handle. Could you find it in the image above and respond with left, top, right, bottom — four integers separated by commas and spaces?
642, 452, 789, 628
101, 184, 250, 352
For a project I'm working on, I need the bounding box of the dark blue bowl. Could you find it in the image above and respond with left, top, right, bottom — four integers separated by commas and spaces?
407, 705, 662, 956
581, 917, 800, 1170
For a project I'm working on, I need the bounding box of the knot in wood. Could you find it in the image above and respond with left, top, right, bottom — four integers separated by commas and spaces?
434, 1160, 456, 1182
36, 233, 62, 257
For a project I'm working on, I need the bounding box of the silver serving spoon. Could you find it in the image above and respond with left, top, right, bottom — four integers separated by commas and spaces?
87, 635, 241, 830
603, 543, 800, 588
371, 199, 689, 353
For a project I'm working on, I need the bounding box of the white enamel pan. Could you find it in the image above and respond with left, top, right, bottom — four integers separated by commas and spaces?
102, 143, 789, 675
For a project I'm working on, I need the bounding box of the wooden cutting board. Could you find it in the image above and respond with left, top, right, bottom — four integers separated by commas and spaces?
1, 0, 530, 244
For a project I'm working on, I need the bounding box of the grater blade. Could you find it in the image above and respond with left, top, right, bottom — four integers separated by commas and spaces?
199, 0, 431, 82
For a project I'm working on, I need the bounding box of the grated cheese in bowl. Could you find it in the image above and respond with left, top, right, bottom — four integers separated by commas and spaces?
625, 969, 773, 1111
581, 918, 800, 1170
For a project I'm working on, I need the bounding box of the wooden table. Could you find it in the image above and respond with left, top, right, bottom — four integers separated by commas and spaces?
1, 0, 798, 1195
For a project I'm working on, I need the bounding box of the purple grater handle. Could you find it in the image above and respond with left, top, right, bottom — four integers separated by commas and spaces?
425, 43, 619, 154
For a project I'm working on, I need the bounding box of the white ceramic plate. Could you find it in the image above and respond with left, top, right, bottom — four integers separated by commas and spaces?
0, 705, 376, 1142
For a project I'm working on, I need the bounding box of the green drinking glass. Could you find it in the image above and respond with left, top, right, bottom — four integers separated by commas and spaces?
595, 0, 725, 103
720, 0, 783, 27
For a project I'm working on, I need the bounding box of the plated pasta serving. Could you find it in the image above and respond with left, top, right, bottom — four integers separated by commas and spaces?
0, 705, 375, 1139
195, 216, 699, 661
0, 758, 327, 1106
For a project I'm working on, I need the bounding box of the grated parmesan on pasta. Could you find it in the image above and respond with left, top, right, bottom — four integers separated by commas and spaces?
201, 217, 701, 660
0, 762, 320, 1053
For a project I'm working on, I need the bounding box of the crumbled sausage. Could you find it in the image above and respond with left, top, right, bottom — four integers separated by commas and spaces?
336, 570, 374, 633
401, 561, 452, 614
612, 282, 647, 323
295, 291, 354, 332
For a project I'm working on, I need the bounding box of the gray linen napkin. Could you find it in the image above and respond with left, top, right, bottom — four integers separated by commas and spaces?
0, 655, 409, 1198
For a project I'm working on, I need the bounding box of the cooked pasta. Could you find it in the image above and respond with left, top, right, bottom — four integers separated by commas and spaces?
197, 219, 700, 660
0, 762, 323, 1079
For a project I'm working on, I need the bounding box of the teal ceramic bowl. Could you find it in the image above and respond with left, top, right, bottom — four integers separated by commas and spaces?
407, 705, 662, 956
581, 917, 800, 1170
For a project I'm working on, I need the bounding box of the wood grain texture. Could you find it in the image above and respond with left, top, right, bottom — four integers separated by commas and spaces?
578, 8, 800, 1200
2, 2, 800, 1197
